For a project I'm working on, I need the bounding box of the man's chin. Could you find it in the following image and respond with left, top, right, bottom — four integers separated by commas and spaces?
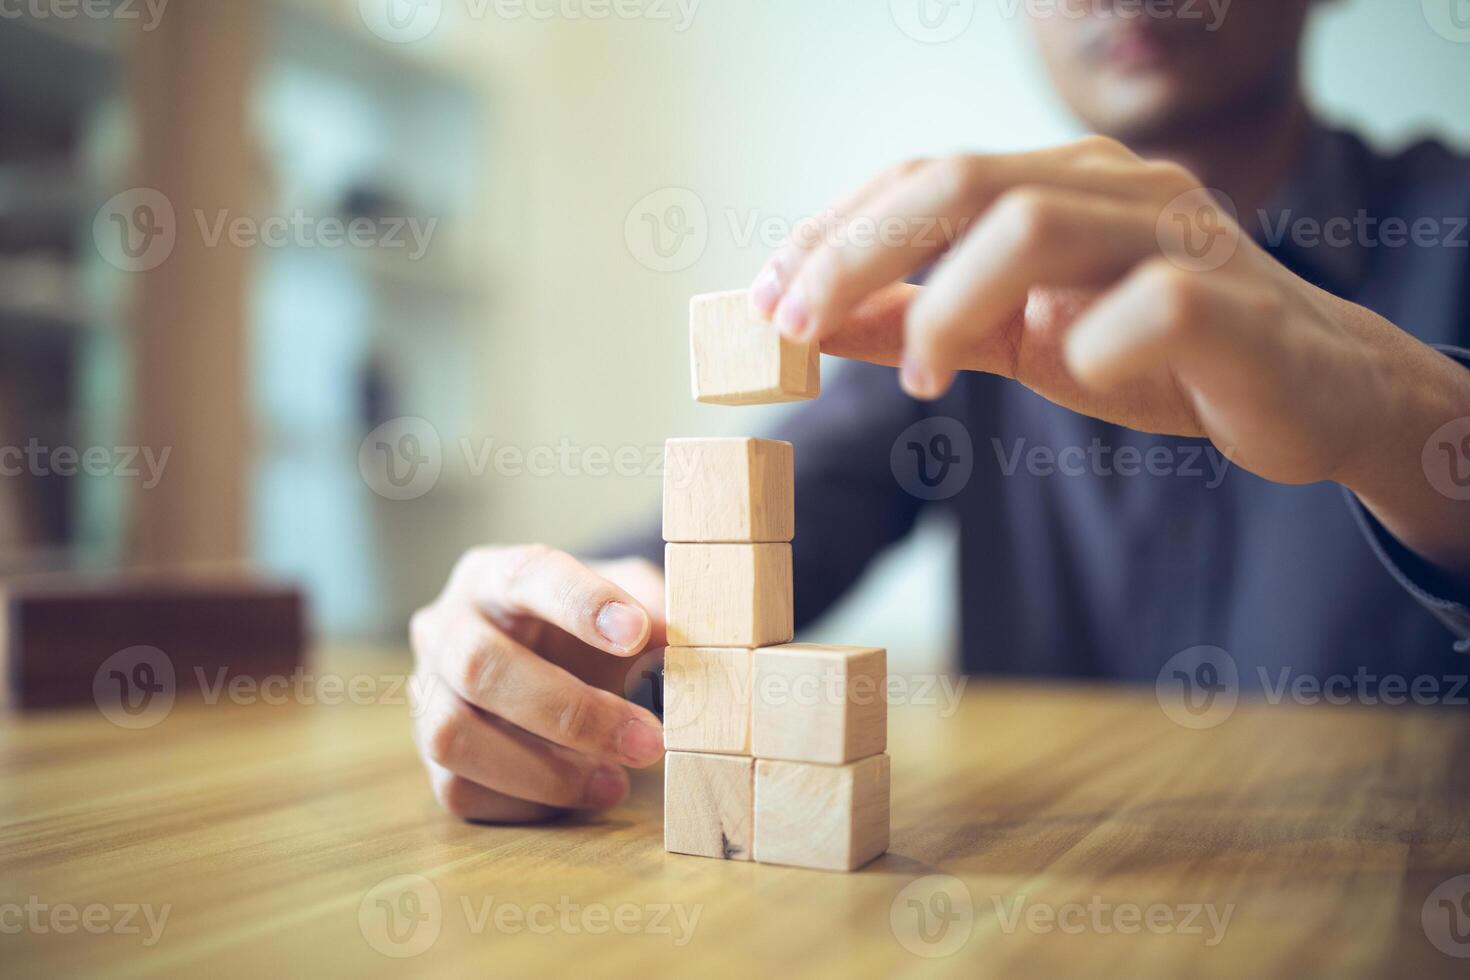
1082, 78, 1209, 147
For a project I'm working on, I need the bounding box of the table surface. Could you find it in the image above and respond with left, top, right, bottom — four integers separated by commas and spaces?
3, 650, 1469, 979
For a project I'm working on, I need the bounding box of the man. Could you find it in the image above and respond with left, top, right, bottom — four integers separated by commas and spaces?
408, 1, 1470, 823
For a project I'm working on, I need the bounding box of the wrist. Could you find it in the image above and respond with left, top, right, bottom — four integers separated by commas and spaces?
1337, 334, 1470, 576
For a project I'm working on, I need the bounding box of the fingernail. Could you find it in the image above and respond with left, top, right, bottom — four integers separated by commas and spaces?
595, 601, 647, 652
618, 718, 664, 767
750, 267, 782, 317
586, 766, 629, 809
900, 357, 938, 400
774, 285, 811, 339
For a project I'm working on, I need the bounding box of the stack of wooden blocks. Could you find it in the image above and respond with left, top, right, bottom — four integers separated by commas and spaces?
661, 290, 890, 872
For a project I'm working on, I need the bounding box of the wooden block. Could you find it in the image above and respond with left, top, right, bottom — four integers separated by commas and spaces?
663, 437, 794, 544
690, 290, 820, 406
753, 755, 890, 871
1, 572, 305, 710
664, 751, 754, 861
665, 543, 793, 647
751, 644, 886, 764
663, 647, 752, 754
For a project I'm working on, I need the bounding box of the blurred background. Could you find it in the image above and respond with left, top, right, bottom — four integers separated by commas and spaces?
1, 0, 1467, 675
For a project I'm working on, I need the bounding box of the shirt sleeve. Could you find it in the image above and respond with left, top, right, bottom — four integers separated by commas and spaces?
592, 360, 927, 630
1347, 344, 1470, 654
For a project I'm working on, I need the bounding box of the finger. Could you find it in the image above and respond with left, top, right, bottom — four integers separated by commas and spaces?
750, 159, 929, 317
815, 281, 920, 367
1064, 257, 1280, 392
458, 545, 652, 656
429, 604, 665, 767
414, 677, 632, 810
426, 761, 565, 824
902, 188, 1160, 398
772, 139, 1171, 343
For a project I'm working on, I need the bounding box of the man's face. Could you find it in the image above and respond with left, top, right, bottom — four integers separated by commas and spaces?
1028, 0, 1319, 142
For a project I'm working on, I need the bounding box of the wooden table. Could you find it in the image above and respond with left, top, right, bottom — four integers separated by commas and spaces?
3, 651, 1469, 978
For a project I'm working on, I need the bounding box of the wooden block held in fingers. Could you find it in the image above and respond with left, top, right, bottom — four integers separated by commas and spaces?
663, 647, 752, 755
665, 751, 754, 861
690, 290, 820, 406
665, 543, 793, 648
753, 755, 890, 871
751, 644, 886, 764
663, 438, 794, 544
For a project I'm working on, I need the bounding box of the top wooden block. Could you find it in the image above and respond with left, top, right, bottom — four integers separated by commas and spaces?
690, 290, 820, 406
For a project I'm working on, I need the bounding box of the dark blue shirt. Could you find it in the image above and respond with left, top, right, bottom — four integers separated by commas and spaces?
630, 126, 1470, 693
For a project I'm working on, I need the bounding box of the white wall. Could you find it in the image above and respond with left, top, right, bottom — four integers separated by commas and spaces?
393, 0, 1470, 668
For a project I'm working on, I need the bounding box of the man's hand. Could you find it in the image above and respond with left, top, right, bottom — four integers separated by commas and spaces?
409, 547, 666, 823
749, 136, 1470, 576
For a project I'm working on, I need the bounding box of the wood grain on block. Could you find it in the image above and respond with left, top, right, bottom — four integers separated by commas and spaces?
753, 755, 890, 872
751, 644, 886, 764
664, 751, 754, 861
690, 290, 820, 406
665, 543, 793, 648
662, 437, 794, 544
663, 647, 752, 755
